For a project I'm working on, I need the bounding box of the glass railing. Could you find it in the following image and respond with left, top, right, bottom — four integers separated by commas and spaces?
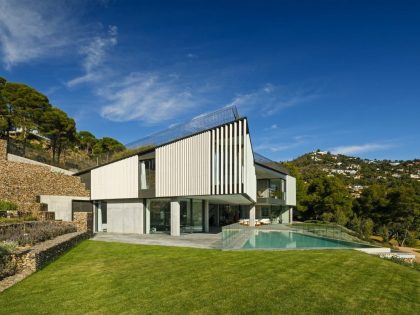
222, 221, 368, 249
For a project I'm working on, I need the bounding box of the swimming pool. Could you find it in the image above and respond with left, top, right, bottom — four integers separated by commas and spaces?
242, 230, 373, 249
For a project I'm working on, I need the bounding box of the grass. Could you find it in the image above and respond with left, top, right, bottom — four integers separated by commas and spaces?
1, 241, 419, 315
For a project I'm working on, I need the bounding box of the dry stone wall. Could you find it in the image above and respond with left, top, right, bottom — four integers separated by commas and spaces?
0, 231, 89, 292
73, 212, 93, 235
0, 140, 89, 214
0, 139, 6, 160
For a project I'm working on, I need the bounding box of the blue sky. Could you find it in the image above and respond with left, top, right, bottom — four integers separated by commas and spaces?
0, 0, 419, 161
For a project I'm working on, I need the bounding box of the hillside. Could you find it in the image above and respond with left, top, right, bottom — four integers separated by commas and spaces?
0, 76, 132, 172
280, 151, 419, 246
286, 150, 420, 197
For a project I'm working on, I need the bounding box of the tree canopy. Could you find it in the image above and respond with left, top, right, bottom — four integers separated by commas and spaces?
0, 76, 125, 165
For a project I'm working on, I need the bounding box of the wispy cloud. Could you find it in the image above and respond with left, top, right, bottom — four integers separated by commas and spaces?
330, 143, 394, 155
67, 25, 118, 87
0, 1, 83, 69
225, 83, 319, 115
99, 72, 196, 123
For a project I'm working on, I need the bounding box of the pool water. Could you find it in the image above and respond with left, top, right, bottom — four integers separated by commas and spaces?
242, 230, 372, 249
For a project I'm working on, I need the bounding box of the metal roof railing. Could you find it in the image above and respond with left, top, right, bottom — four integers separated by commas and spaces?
126, 106, 240, 148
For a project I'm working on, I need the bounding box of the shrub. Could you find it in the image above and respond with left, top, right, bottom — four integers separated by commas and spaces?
0, 200, 18, 211
388, 256, 420, 272
0, 240, 19, 279
321, 212, 333, 222
405, 232, 418, 248
0, 255, 17, 280
0, 222, 77, 246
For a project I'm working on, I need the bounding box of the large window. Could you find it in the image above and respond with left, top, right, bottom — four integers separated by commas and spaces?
257, 178, 286, 200
139, 159, 155, 190
181, 199, 204, 233
269, 178, 286, 200
149, 200, 170, 233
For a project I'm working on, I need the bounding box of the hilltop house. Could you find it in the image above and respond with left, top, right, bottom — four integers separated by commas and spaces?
75, 107, 296, 236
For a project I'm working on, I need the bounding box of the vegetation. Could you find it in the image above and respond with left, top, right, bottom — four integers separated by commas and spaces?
0, 240, 18, 280
0, 200, 18, 212
282, 152, 420, 247
0, 76, 126, 169
0, 240, 17, 256
0, 221, 76, 246
0, 241, 419, 314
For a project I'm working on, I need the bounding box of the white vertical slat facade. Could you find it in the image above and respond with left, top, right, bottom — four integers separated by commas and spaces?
229, 124, 233, 194
91, 155, 139, 200
207, 118, 256, 202
155, 118, 256, 201
156, 131, 211, 197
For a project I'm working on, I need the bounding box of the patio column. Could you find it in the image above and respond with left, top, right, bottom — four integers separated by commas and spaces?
204, 200, 209, 232
138, 199, 145, 234
289, 207, 293, 224
145, 200, 150, 234
249, 205, 256, 227
170, 199, 180, 236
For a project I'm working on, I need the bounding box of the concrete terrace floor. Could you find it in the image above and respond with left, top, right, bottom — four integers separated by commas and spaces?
92, 232, 222, 249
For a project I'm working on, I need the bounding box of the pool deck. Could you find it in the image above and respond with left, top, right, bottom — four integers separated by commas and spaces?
92, 232, 222, 249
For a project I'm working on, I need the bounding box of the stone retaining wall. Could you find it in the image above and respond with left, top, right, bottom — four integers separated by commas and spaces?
0, 139, 6, 161
0, 231, 89, 292
0, 140, 89, 215
73, 212, 93, 234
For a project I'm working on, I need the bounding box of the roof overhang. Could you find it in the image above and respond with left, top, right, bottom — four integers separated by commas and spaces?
255, 164, 287, 179
196, 194, 254, 205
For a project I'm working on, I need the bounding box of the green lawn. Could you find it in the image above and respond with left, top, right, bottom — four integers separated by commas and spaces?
1, 241, 419, 315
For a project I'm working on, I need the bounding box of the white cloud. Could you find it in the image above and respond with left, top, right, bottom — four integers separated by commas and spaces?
0, 1, 82, 69
99, 73, 196, 123
186, 53, 197, 58
225, 83, 319, 115
330, 143, 394, 155
67, 25, 118, 87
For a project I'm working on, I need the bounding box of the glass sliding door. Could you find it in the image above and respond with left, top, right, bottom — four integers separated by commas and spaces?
95, 201, 107, 232
192, 200, 204, 232
180, 199, 204, 233
149, 200, 170, 233
180, 200, 192, 233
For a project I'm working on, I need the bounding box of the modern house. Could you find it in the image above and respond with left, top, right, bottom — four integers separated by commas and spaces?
75, 107, 296, 236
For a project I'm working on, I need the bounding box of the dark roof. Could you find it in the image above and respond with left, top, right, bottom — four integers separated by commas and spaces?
254, 152, 290, 175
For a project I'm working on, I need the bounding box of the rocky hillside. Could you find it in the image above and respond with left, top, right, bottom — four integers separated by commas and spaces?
285, 150, 419, 197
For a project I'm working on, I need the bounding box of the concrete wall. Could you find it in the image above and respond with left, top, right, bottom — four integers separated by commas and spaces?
39, 195, 90, 221
106, 200, 144, 234
286, 175, 296, 206
91, 156, 138, 200
281, 209, 290, 224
